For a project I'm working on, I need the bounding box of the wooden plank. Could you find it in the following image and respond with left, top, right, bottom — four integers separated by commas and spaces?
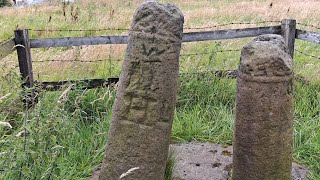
281, 19, 296, 58
29, 26, 281, 48
0, 39, 15, 60
37, 78, 119, 91
39, 69, 238, 91
38, 72, 309, 92
15, 29, 36, 107
182, 26, 281, 42
30, 35, 128, 48
296, 29, 320, 44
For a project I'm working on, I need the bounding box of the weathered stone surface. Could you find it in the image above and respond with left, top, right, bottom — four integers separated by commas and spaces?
170, 142, 309, 180
239, 34, 292, 77
233, 34, 294, 180
98, 1, 184, 180
171, 142, 233, 180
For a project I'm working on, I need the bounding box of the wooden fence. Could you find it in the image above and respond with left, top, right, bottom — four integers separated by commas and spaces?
1, 19, 320, 107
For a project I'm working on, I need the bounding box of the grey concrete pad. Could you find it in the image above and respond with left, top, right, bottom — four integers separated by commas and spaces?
170, 142, 309, 180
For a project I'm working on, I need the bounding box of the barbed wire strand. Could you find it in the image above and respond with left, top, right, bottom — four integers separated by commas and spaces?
184, 20, 281, 30
295, 50, 320, 60
0, 61, 18, 67
28, 28, 129, 32
31, 49, 241, 63
27, 20, 281, 33
296, 23, 320, 30
180, 49, 241, 56
0, 36, 14, 44
32, 59, 108, 63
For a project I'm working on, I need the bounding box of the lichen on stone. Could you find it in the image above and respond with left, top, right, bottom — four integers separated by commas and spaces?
239, 34, 293, 77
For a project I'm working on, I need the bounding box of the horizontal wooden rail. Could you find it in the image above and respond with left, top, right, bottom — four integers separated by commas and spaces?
35, 70, 239, 91
34, 71, 238, 91
183, 26, 281, 42
30, 26, 281, 48
31, 36, 128, 48
296, 29, 320, 44
0, 39, 15, 60
35, 78, 119, 91
35, 71, 309, 92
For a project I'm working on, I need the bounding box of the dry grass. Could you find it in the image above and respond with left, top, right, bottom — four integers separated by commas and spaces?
0, 0, 319, 81
1, 0, 320, 34
1, 0, 320, 78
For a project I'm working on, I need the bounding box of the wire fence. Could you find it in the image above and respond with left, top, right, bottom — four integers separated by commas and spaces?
183, 21, 281, 30
32, 59, 109, 63
27, 45, 319, 86
295, 50, 320, 60
296, 22, 320, 31
0, 36, 14, 44
0, 19, 319, 91
29, 48, 320, 65
0, 20, 317, 43
28, 28, 130, 32
26, 20, 281, 34
30, 49, 242, 64
180, 49, 241, 57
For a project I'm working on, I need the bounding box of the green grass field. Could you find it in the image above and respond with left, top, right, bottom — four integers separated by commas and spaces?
0, 0, 319, 179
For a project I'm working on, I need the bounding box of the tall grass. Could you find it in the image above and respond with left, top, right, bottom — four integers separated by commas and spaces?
0, 86, 115, 179
1, 71, 319, 179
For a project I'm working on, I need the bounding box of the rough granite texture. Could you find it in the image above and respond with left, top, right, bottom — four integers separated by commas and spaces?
233, 34, 294, 180
98, 1, 184, 180
170, 142, 309, 180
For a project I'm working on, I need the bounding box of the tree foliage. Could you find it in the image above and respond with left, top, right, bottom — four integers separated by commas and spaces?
0, 0, 10, 7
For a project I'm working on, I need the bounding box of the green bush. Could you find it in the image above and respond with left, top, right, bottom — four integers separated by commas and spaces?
0, 0, 10, 7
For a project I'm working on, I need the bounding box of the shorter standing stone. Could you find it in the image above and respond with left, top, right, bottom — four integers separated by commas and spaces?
232, 34, 294, 180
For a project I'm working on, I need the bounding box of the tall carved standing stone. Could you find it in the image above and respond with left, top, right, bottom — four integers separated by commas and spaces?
232, 35, 293, 180
98, 1, 184, 180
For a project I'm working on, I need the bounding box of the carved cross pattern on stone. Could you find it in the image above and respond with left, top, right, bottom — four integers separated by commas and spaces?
123, 59, 165, 127
98, 1, 183, 179
142, 43, 166, 61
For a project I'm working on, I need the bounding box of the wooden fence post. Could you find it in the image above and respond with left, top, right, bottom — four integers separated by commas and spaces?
281, 19, 296, 58
14, 29, 36, 108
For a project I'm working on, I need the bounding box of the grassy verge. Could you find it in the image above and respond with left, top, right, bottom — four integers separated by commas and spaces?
0, 72, 319, 179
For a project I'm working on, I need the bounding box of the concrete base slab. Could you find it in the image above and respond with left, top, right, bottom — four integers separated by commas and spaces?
170, 142, 309, 180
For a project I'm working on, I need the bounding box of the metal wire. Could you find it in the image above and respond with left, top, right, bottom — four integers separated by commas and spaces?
28, 28, 129, 32
0, 62, 18, 69
295, 50, 320, 60
184, 20, 281, 30
27, 20, 281, 33
297, 23, 320, 30
180, 49, 241, 56
0, 36, 14, 44
32, 59, 108, 63
31, 49, 241, 63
